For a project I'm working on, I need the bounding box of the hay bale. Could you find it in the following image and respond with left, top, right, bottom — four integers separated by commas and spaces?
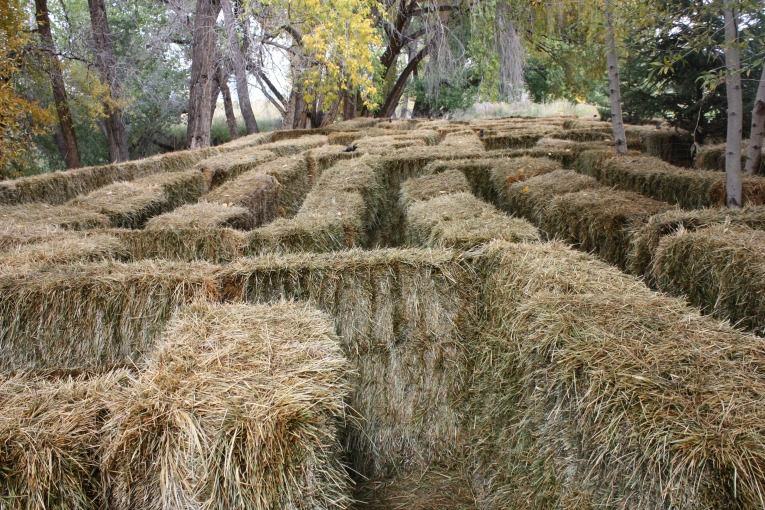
261, 134, 328, 156
327, 131, 360, 146
489, 156, 562, 201
551, 128, 611, 142
0, 147, 215, 207
482, 130, 545, 150
194, 147, 275, 190
708, 175, 765, 207
691, 142, 764, 174
250, 159, 382, 253
0, 371, 130, 510
0, 222, 68, 251
406, 192, 539, 250
473, 240, 765, 509
306, 145, 362, 181
441, 130, 484, 152
502, 170, 598, 225
145, 202, 256, 230
0, 233, 126, 273
628, 206, 765, 280
219, 248, 478, 477
108, 227, 247, 263
399, 169, 472, 209
71, 170, 204, 228
0, 203, 110, 231
420, 159, 498, 203
271, 127, 329, 141
324, 117, 380, 132
0, 260, 219, 370
653, 225, 765, 334
639, 128, 694, 166
103, 301, 352, 510
544, 188, 672, 269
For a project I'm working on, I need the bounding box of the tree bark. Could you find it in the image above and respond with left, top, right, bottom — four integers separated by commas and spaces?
378, 45, 428, 118
724, 6, 743, 208
604, 0, 627, 155
87, 0, 129, 162
35, 0, 81, 169
744, 64, 765, 176
187, 0, 221, 149
221, 0, 258, 134
219, 66, 239, 139
342, 90, 357, 120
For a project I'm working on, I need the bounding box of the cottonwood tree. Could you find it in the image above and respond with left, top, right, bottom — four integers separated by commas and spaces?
187, 0, 221, 148
34, 0, 81, 168
724, 4, 743, 207
603, 0, 627, 154
745, 64, 765, 175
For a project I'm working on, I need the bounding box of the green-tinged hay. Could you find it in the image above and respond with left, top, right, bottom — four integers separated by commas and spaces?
406, 192, 539, 250
489, 156, 563, 200
561, 119, 611, 131
0, 371, 131, 510
551, 128, 611, 142
473, 280, 765, 508
0, 260, 219, 370
323, 117, 380, 132
653, 225, 765, 335
0, 233, 126, 273
206, 156, 310, 218
103, 302, 352, 510
354, 465, 477, 510
441, 131, 484, 152
261, 134, 328, 156
250, 159, 382, 253
399, 169, 472, 208
502, 170, 598, 225
218, 249, 479, 477
420, 159, 498, 202
146, 202, 255, 230
482, 130, 545, 150
194, 147, 275, 190
71, 170, 204, 228
693, 142, 765, 173
473, 240, 765, 508
535, 136, 610, 151
356, 137, 428, 155
213, 131, 274, 151
0, 147, 216, 207
639, 128, 694, 166
0, 203, 109, 230
544, 188, 672, 269
108, 227, 247, 263
483, 145, 608, 168
573, 148, 620, 179
306, 145, 362, 182
628, 206, 765, 280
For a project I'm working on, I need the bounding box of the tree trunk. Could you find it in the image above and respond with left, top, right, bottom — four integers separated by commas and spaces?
378, 45, 429, 118
724, 6, 743, 208
221, 0, 258, 134
603, 0, 627, 155
35, 0, 81, 169
220, 73, 239, 139
187, 0, 221, 149
744, 65, 765, 176
342, 90, 357, 120
87, 0, 129, 162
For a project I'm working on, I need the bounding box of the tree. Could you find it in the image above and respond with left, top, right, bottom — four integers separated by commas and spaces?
604, 0, 627, 154
34, 0, 81, 168
745, 64, 765, 175
187, 0, 221, 149
724, 4, 743, 208
221, 0, 258, 134
87, 0, 129, 162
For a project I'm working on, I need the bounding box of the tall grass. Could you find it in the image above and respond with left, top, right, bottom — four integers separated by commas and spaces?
457, 100, 599, 120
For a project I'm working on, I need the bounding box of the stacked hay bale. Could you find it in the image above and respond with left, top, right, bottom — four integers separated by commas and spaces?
306, 144, 362, 181
543, 188, 673, 269
489, 156, 563, 203
103, 301, 352, 509
628, 206, 765, 280
423, 159, 500, 203
471, 240, 765, 509
259, 134, 328, 156
219, 248, 478, 477
70, 170, 204, 228
482, 129, 548, 150
577, 151, 765, 208
194, 146, 275, 190
250, 158, 383, 253
441, 130, 485, 152
653, 225, 765, 335
625, 125, 694, 166
0, 203, 109, 234
500, 169, 598, 226
0, 260, 219, 370
0, 370, 131, 510
0, 232, 126, 273
400, 171, 538, 249
107, 227, 247, 263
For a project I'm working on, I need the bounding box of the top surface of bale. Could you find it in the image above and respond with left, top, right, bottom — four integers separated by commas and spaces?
103, 301, 352, 510
400, 169, 472, 208
0, 203, 110, 230
145, 202, 255, 230
490, 156, 563, 190
194, 147, 275, 190
502, 169, 599, 221
0, 233, 125, 274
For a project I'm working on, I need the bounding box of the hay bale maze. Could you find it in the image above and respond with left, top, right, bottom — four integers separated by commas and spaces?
3, 117, 765, 508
